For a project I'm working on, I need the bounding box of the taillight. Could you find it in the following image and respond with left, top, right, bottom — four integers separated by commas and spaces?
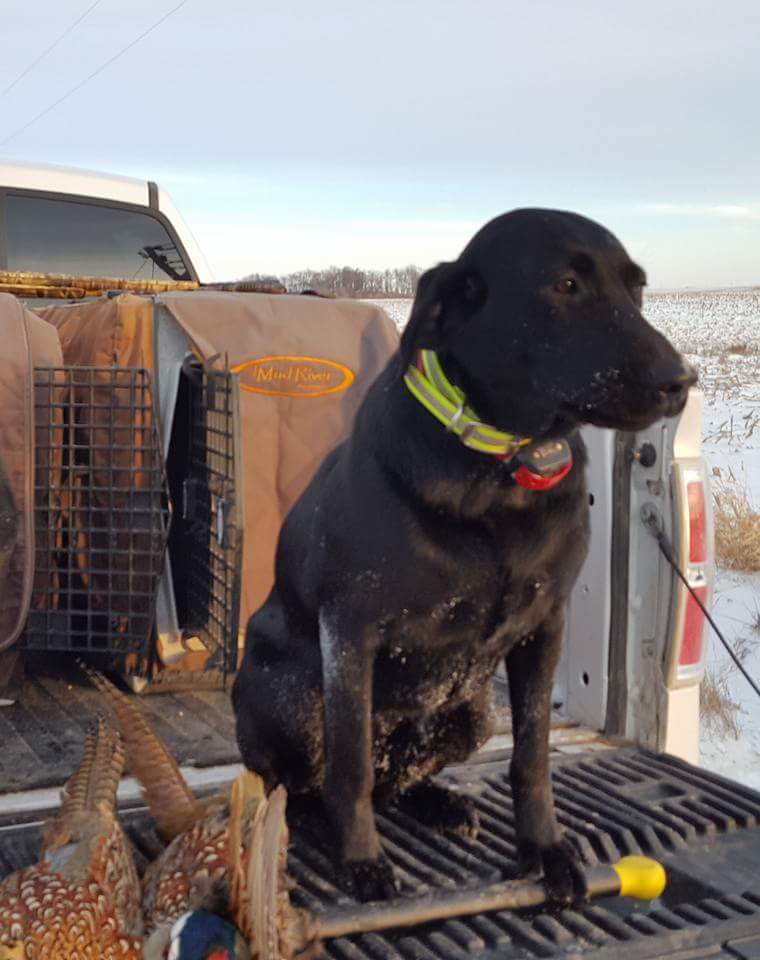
679, 585, 708, 668
687, 481, 707, 564
668, 461, 714, 686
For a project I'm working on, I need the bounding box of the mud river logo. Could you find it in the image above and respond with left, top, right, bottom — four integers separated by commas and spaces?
232, 356, 355, 398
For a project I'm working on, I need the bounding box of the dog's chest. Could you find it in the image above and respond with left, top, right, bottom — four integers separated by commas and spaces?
372, 493, 588, 712
373, 632, 500, 715
374, 576, 565, 716
379, 563, 554, 664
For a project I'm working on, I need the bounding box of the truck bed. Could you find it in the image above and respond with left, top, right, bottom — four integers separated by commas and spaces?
0, 661, 597, 794
2, 669, 760, 959
0, 656, 238, 793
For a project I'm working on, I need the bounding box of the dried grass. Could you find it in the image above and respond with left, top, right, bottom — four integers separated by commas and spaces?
704, 408, 760, 443
733, 633, 760, 663
700, 666, 741, 738
712, 475, 760, 572
751, 599, 760, 636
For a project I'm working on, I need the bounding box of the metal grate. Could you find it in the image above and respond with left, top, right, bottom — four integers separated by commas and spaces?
284, 749, 760, 959
23, 367, 169, 658
4, 749, 760, 959
179, 364, 242, 676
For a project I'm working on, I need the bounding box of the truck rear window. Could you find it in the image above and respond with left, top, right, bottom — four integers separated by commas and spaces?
5, 194, 191, 281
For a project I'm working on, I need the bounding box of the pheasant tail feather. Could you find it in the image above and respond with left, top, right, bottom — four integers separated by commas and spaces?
56, 719, 124, 827
82, 665, 203, 840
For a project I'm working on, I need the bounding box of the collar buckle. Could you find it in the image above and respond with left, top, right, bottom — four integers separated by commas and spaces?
459, 416, 487, 442
454, 408, 515, 458
447, 403, 467, 434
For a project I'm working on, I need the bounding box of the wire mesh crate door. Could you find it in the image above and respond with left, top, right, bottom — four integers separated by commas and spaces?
25, 367, 169, 658
182, 366, 242, 676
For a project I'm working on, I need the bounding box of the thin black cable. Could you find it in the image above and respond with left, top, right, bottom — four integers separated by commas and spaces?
1, 0, 105, 100
653, 524, 760, 700
0, 0, 189, 149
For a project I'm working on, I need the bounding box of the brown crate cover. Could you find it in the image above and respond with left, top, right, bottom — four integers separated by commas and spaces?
36, 292, 398, 634
0, 294, 63, 650
40, 293, 155, 369
158, 292, 399, 625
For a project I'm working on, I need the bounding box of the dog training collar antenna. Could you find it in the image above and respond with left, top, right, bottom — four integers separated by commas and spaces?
404, 349, 573, 490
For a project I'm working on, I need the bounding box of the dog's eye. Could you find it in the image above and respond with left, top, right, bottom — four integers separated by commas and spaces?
553, 277, 578, 295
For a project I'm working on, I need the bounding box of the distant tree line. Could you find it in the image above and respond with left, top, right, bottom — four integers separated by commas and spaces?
241, 265, 424, 298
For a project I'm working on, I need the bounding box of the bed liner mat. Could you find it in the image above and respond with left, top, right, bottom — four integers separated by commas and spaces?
2, 748, 760, 959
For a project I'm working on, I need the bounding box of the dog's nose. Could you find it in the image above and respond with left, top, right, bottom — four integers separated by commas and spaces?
652, 360, 698, 404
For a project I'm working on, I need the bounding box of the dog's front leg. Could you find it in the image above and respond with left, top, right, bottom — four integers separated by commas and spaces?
320, 607, 398, 901
506, 615, 587, 903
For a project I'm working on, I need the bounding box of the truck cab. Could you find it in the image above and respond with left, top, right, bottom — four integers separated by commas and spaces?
0, 159, 212, 284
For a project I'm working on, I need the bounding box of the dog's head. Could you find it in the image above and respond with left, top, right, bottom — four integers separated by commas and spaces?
400, 209, 696, 436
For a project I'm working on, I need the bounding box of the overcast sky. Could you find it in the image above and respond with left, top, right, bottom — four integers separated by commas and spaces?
2, 0, 759, 286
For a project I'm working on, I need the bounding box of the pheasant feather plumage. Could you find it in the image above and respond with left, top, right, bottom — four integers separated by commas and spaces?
0, 720, 143, 959
228, 775, 315, 960
84, 667, 232, 933
86, 668, 312, 958
83, 664, 205, 840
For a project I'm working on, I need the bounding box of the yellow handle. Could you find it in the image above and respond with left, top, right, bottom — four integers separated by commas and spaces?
612, 856, 667, 900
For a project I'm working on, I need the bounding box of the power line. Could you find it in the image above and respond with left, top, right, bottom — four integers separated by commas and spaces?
0, 0, 189, 149
1, 0, 105, 100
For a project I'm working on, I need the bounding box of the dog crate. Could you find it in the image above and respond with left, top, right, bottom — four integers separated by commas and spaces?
24, 359, 242, 680
163, 358, 243, 677
17, 290, 394, 684
23, 366, 170, 660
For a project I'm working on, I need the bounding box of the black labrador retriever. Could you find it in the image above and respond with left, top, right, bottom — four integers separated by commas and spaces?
233, 209, 695, 902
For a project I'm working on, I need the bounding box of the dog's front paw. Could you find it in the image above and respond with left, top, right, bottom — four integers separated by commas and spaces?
541, 838, 588, 904
340, 856, 400, 902
516, 837, 587, 904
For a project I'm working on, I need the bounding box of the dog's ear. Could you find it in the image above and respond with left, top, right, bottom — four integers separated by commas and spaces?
399, 262, 487, 369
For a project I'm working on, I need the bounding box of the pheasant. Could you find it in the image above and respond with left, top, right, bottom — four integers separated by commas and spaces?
84, 668, 313, 960
0, 720, 143, 960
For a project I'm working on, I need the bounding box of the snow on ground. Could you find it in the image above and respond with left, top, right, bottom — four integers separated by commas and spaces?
367, 288, 760, 783
699, 570, 760, 788
367, 298, 412, 332
660, 290, 760, 787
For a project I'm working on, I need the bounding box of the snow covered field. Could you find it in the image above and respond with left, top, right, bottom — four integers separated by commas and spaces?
368, 289, 760, 784
667, 291, 760, 787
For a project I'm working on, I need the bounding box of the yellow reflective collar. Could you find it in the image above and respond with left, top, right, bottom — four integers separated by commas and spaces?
403, 350, 531, 459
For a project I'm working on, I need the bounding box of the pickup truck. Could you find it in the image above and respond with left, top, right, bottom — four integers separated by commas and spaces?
3, 161, 760, 960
